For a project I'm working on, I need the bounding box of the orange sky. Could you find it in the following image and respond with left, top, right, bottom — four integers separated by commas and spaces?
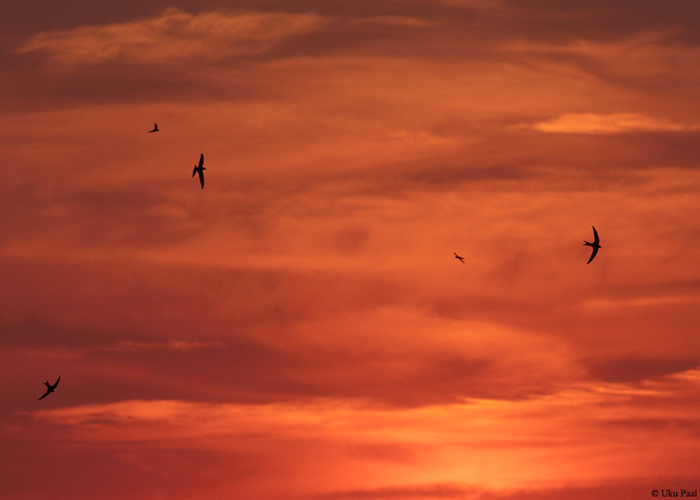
2, 2, 700, 499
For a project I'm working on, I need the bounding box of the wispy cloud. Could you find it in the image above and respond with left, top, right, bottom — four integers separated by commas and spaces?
584, 294, 700, 309
108, 339, 219, 352
527, 113, 697, 134
314, 483, 475, 499
15, 8, 326, 65
351, 16, 440, 28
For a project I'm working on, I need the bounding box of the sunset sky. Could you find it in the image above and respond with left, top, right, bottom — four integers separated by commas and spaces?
2, 1, 700, 499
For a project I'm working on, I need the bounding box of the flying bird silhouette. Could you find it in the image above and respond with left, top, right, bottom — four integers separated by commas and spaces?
148, 123, 159, 133
38, 376, 60, 400
192, 153, 205, 189
454, 252, 465, 264
584, 226, 601, 264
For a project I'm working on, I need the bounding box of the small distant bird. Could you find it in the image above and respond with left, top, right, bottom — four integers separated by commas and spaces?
192, 153, 205, 189
148, 123, 159, 133
584, 226, 601, 264
38, 376, 60, 400
454, 252, 465, 264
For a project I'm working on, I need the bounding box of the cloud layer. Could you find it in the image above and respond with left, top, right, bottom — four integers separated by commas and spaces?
15, 9, 326, 64
3, 1, 700, 499
529, 113, 699, 134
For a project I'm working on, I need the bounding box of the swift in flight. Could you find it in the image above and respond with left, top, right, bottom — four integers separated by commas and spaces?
148, 123, 159, 133
584, 226, 601, 264
192, 153, 205, 189
38, 376, 60, 400
454, 252, 465, 264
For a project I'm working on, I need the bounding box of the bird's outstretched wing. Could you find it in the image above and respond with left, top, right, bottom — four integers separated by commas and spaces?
53, 376, 60, 389
198, 153, 204, 169
586, 246, 599, 264
37, 391, 50, 401
192, 166, 197, 177
198, 170, 205, 189
583, 226, 601, 264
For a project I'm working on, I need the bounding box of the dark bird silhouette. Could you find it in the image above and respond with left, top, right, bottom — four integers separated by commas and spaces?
454, 252, 465, 264
584, 226, 601, 264
38, 376, 60, 400
192, 153, 205, 189
148, 123, 159, 133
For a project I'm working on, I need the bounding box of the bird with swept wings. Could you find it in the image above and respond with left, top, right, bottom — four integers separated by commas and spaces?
192, 153, 205, 189
38, 376, 60, 400
584, 226, 601, 264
